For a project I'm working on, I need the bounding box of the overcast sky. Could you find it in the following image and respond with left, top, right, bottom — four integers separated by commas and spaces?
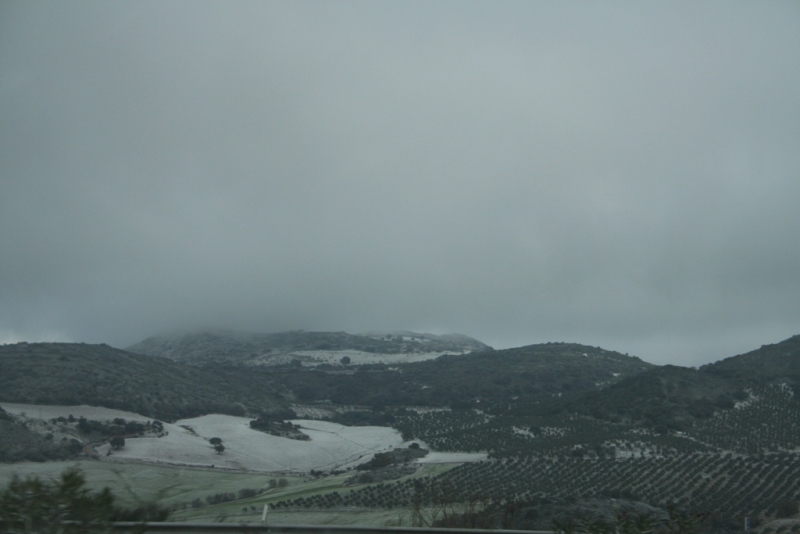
1, 1, 799, 366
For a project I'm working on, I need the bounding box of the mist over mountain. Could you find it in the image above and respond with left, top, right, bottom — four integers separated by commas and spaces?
2, 2, 799, 529
2, 2, 799, 367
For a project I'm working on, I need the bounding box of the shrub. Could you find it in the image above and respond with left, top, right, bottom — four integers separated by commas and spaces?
238, 488, 258, 499
205, 492, 236, 505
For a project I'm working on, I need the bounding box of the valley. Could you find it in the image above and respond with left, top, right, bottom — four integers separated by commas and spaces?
2, 331, 800, 531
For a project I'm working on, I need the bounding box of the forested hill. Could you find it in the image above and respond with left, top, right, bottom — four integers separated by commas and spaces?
267, 342, 654, 411
0, 342, 286, 421
0, 340, 652, 419
565, 334, 800, 432
701, 334, 800, 386
568, 365, 744, 431
3, 335, 798, 429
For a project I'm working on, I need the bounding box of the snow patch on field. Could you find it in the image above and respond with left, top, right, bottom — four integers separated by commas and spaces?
96, 415, 402, 472
512, 426, 536, 438
415, 452, 487, 464
253, 349, 459, 367
735, 389, 760, 409
1, 404, 403, 473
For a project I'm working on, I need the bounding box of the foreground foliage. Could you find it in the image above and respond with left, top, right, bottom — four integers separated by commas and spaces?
550, 506, 707, 534
0, 467, 169, 533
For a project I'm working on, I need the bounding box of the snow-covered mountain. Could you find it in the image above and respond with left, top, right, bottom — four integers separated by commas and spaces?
126, 329, 491, 367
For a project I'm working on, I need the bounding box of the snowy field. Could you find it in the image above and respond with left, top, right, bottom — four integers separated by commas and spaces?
1, 404, 485, 471
98, 415, 404, 472
415, 452, 487, 464
1, 404, 404, 473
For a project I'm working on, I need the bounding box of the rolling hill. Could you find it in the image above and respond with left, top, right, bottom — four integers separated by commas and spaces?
0, 342, 286, 421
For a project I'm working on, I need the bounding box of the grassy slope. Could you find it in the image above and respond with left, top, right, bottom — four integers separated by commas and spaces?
0, 460, 453, 526
0, 460, 287, 509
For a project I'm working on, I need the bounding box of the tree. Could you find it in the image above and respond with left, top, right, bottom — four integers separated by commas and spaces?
208, 437, 224, 453
77, 417, 91, 434
776, 499, 799, 518
340, 356, 351, 365
109, 436, 125, 450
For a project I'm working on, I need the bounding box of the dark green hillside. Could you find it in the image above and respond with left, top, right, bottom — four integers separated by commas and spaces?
702, 334, 800, 389
271, 342, 653, 412
0, 340, 651, 425
433, 343, 653, 402
569, 365, 744, 431
0, 343, 286, 421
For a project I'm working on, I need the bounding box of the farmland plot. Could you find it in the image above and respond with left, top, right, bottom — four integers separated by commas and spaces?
101, 415, 403, 472
1, 404, 403, 472
0, 460, 288, 510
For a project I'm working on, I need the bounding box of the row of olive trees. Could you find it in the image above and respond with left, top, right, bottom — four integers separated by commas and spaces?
273, 452, 800, 523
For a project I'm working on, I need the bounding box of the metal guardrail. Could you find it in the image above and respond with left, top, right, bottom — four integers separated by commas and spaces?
109, 523, 554, 534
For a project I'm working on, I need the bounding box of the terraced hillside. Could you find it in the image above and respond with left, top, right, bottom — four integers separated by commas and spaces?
394, 410, 711, 458
274, 452, 800, 521
268, 336, 800, 528
687, 384, 800, 454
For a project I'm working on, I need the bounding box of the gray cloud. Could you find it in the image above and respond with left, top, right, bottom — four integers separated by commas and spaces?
2, 1, 799, 365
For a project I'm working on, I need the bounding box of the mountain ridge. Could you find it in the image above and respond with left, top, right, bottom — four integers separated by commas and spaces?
126, 328, 491, 367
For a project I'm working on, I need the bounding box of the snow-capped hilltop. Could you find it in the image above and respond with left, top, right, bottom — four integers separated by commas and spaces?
126, 329, 491, 368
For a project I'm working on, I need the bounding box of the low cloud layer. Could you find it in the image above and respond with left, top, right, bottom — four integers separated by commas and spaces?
2, 1, 799, 366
